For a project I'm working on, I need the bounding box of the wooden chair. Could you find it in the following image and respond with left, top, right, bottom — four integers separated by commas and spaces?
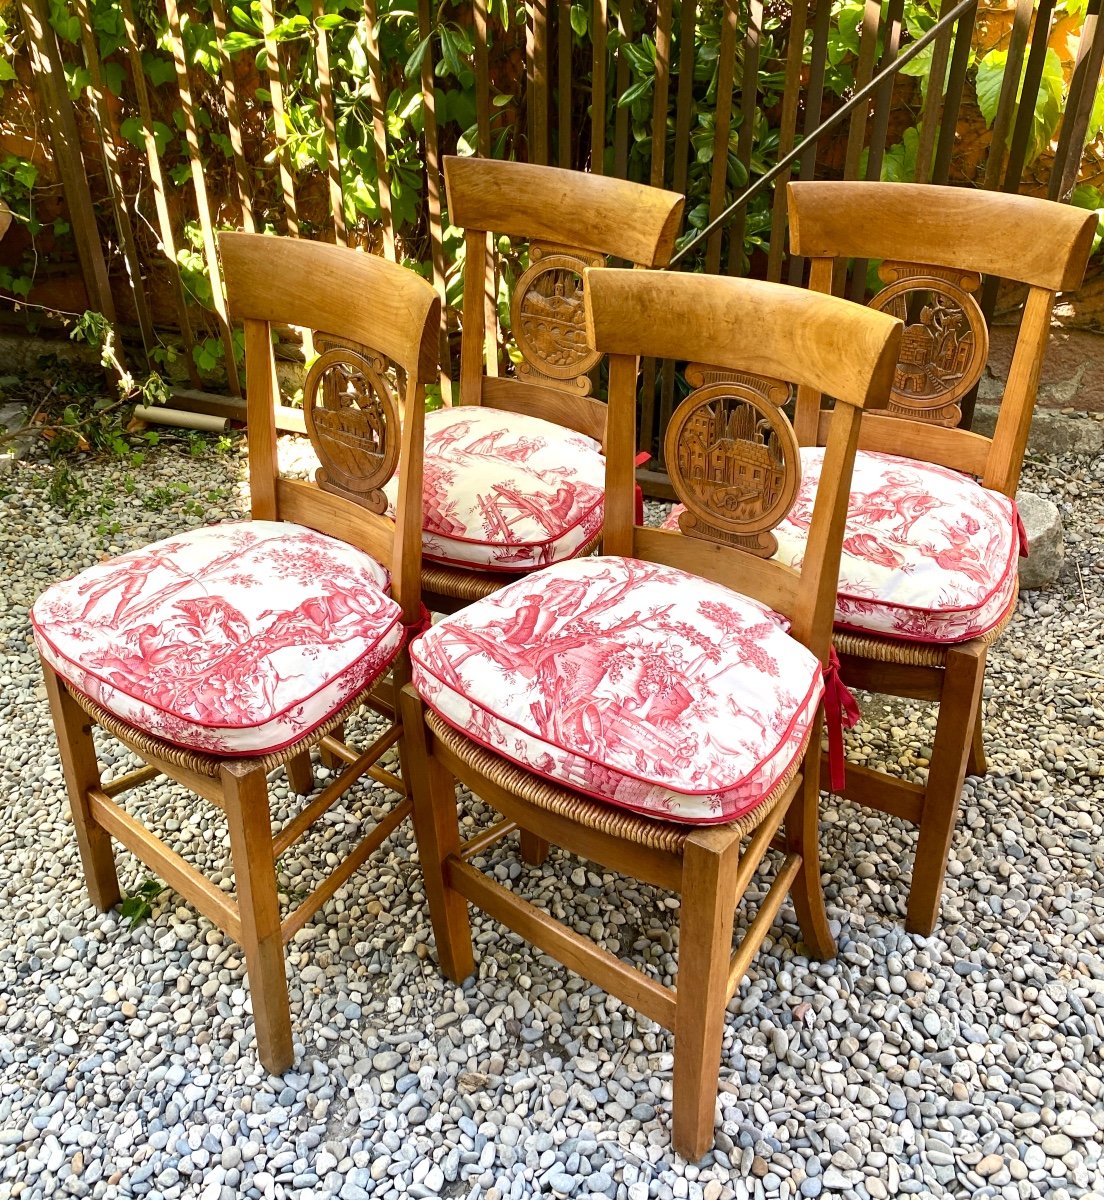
32, 233, 439, 1072
412, 156, 684, 614
400, 268, 902, 1158
785, 181, 1098, 935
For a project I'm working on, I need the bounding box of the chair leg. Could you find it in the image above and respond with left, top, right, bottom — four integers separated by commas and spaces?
672, 830, 740, 1160
222, 762, 294, 1074
399, 686, 475, 982
320, 723, 345, 772
907, 642, 986, 938
785, 742, 836, 960
966, 693, 986, 777
40, 660, 121, 911
519, 829, 550, 866
285, 750, 314, 795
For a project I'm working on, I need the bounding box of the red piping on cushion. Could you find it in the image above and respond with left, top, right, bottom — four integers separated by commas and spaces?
403, 603, 433, 644
824, 648, 861, 793
634, 452, 650, 527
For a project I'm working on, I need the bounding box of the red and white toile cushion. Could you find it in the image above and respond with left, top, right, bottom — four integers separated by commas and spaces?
663, 448, 1020, 644
384, 406, 605, 572
31, 521, 404, 756
410, 556, 824, 825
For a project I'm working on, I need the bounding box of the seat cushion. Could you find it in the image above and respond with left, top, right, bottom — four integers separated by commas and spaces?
32, 521, 404, 756
663, 448, 1020, 644
410, 556, 824, 825
385, 406, 605, 572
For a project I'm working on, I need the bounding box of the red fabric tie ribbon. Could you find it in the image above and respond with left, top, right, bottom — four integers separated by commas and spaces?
633, 451, 651, 527
823, 647, 861, 793
402, 603, 433, 645
1015, 506, 1030, 558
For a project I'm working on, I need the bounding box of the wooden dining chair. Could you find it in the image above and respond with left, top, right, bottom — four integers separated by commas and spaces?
400, 268, 902, 1158
784, 181, 1097, 935
32, 233, 439, 1072
407, 156, 684, 614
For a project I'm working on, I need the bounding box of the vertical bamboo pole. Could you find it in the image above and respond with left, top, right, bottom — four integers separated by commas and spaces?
787, 0, 832, 284
72, 0, 156, 361
17, 0, 116, 325
119, 0, 201, 383
209, 0, 256, 231
612, 0, 635, 178
163, 0, 241, 393
558, 0, 573, 168
705, 0, 738, 274
314, 0, 347, 244
418, 0, 453, 402
259, 0, 299, 234
363, 0, 396, 260
932, 2, 977, 184
591, 0, 608, 173
1049, 1, 1104, 200
728, 0, 763, 275
527, 0, 550, 164
764, 0, 810, 282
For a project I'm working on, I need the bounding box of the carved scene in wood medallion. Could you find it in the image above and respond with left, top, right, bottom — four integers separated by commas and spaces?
867, 262, 988, 427
665, 370, 799, 558
511, 243, 605, 392
303, 339, 400, 513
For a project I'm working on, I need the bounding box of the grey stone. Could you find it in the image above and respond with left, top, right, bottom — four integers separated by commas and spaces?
1017, 490, 1065, 590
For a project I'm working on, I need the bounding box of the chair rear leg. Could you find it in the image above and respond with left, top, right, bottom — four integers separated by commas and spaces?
672, 831, 740, 1160
966, 693, 987, 777
40, 660, 121, 911
285, 750, 314, 795
320, 723, 345, 772
785, 740, 836, 961
519, 829, 550, 866
399, 686, 475, 982
908, 642, 986, 937
222, 762, 294, 1074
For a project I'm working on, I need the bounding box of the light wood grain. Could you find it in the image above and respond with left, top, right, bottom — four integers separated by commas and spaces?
584, 268, 901, 411
443, 156, 684, 266
788, 181, 1098, 291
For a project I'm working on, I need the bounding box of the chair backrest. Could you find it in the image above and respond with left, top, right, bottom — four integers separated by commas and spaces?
444, 156, 684, 444
219, 232, 441, 625
787, 181, 1098, 497
585, 269, 902, 660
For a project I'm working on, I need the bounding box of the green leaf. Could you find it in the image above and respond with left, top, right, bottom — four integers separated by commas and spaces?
569, 4, 587, 36
1070, 184, 1104, 255
404, 33, 432, 77
976, 47, 1066, 164
617, 76, 653, 108
314, 13, 345, 28
0, 60, 16, 83
222, 31, 262, 54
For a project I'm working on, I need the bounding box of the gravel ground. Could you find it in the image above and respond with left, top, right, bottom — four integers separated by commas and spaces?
0, 434, 1102, 1200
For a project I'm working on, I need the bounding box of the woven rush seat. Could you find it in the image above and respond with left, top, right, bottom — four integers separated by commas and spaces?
32, 521, 404, 757
411, 555, 825, 826
664, 447, 1022, 645
385, 406, 606, 573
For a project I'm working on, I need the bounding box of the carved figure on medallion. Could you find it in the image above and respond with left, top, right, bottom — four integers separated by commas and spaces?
303, 341, 400, 512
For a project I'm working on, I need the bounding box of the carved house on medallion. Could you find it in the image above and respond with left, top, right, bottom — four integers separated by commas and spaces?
517, 270, 589, 369
680, 401, 787, 520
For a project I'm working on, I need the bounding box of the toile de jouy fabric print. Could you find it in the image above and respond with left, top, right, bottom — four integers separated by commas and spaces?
383, 406, 605, 572
663, 448, 1019, 644
32, 521, 404, 756
410, 556, 824, 825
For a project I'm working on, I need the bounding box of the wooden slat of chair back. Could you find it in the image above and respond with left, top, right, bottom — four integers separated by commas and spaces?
443, 156, 685, 266
585, 268, 903, 657
219, 231, 441, 621
786, 182, 1099, 497
787, 181, 1097, 291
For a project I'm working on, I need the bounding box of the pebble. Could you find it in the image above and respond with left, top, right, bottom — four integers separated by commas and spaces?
1, 439, 1102, 1200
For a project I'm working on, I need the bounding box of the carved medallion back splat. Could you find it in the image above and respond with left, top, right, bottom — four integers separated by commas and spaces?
303, 335, 402, 512
665, 366, 798, 557
867, 261, 988, 427
511, 242, 605, 393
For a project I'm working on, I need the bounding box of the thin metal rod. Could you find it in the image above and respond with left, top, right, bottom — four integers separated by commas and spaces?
668, 0, 980, 268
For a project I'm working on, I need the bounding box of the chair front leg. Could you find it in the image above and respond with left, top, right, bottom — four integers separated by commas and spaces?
672, 829, 740, 1160
40, 660, 121, 911
908, 640, 986, 937
966, 692, 987, 777
399, 685, 475, 983
785, 733, 835, 960
222, 761, 294, 1074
